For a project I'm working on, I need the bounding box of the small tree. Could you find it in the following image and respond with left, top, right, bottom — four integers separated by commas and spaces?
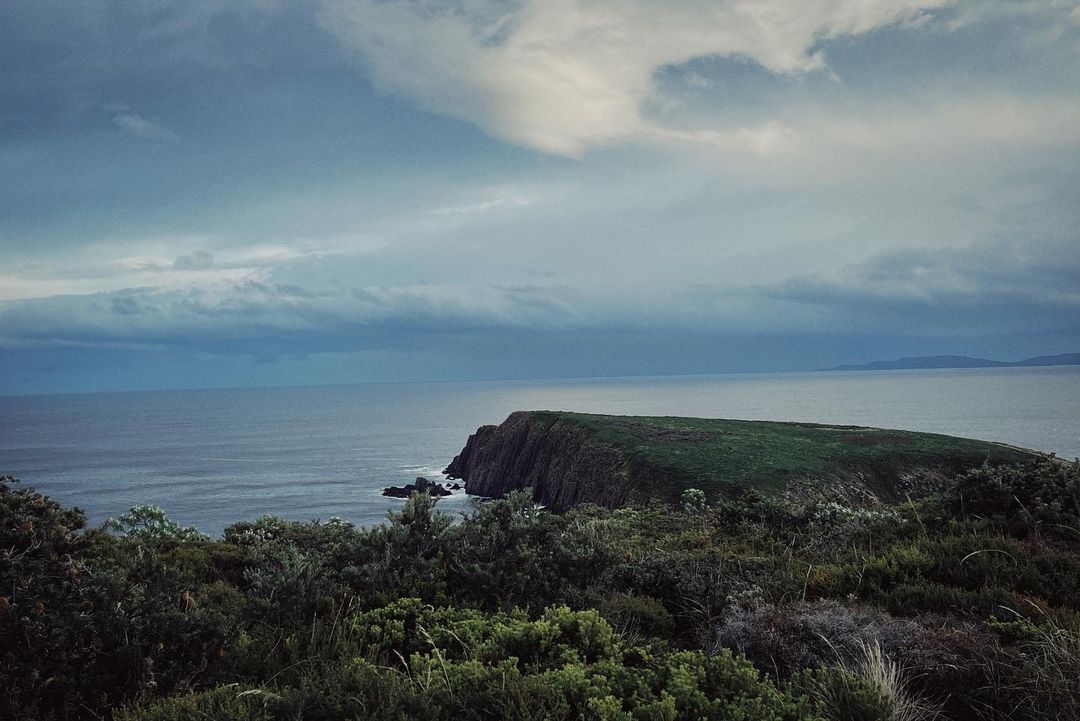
681, 488, 707, 513
103, 504, 208, 542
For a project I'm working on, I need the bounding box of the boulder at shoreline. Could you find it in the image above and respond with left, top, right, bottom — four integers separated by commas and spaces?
382, 476, 452, 499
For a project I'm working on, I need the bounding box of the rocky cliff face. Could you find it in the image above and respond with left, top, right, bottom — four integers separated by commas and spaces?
443, 411, 632, 511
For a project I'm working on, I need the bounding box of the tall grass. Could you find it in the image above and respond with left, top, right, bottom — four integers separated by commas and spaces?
980, 608, 1080, 721
804, 639, 939, 721
851, 640, 939, 721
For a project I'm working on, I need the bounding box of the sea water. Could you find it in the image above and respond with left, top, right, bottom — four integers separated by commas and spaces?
1, 366, 1078, 536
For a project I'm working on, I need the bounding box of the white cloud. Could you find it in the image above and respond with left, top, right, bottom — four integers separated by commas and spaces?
0, 280, 586, 355
0, 236, 271, 302
172, 249, 216, 271
432, 194, 532, 215
779, 95, 1080, 174
943, 0, 1079, 30
320, 0, 955, 155
113, 112, 179, 141
756, 236, 1080, 336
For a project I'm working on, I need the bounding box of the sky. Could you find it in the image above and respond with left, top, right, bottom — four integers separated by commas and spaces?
1, 0, 1079, 394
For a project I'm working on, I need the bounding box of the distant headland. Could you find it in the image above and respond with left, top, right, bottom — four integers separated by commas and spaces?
824, 352, 1080, 372
444, 411, 1035, 510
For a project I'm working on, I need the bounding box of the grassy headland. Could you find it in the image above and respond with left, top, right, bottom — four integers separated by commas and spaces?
470, 411, 1036, 505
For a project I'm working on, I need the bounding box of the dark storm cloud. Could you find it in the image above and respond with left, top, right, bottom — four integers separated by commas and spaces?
0, 280, 584, 359
764, 238, 1080, 336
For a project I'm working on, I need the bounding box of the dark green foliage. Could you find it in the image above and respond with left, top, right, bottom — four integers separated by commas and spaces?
114, 686, 275, 721
590, 591, 676, 640
960, 617, 1080, 721
0, 478, 248, 719
0, 476, 101, 719
790, 668, 893, 721
4, 459, 1080, 720
942, 457, 1080, 544
103, 504, 209, 541
120, 600, 817, 721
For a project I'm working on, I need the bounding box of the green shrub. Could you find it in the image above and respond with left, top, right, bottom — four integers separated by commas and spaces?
792, 667, 894, 721
115, 685, 276, 721
682, 488, 707, 513
977, 617, 1080, 721
941, 458, 1080, 544
593, 592, 676, 640
104, 504, 209, 542
791, 641, 935, 721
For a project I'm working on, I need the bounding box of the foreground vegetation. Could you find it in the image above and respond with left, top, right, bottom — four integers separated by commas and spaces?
2, 456, 1079, 720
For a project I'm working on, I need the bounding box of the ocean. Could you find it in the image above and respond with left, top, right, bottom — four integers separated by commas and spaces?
1, 366, 1078, 536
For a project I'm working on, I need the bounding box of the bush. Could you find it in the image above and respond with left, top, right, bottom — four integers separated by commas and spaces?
119, 598, 819, 721
682, 488, 707, 513
115, 686, 276, 721
791, 642, 936, 721
977, 617, 1080, 721
941, 458, 1080, 544
104, 505, 209, 542
0, 477, 118, 719
592, 591, 676, 641
708, 601, 929, 678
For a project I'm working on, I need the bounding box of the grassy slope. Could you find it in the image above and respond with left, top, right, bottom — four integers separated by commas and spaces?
529, 411, 1037, 500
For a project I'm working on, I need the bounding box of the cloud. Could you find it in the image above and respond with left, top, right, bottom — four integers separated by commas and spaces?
112, 112, 179, 141
760, 237, 1080, 335
942, 0, 1080, 30
0, 280, 586, 357
5, 233, 1077, 358
432, 195, 532, 215
320, 0, 957, 155
172, 250, 216, 271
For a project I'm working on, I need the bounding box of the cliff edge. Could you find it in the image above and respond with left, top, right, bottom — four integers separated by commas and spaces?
444, 411, 632, 511
445, 411, 1039, 510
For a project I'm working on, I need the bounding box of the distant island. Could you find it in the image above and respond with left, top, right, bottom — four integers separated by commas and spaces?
824, 351, 1080, 372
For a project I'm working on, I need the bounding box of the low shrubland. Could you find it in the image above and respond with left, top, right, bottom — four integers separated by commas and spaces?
1, 457, 1078, 720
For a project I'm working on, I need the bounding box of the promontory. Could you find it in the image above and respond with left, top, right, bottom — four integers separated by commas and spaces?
445, 410, 1037, 510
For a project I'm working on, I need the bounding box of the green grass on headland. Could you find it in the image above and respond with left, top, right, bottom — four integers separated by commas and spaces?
529, 411, 1037, 501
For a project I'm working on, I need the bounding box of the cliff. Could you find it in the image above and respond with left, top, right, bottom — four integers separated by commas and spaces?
444, 411, 633, 511
445, 411, 1040, 510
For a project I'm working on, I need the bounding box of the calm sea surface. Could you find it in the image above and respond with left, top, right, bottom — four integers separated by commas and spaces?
1, 367, 1078, 536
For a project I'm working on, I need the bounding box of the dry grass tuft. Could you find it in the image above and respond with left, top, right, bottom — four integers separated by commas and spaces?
849, 640, 939, 721
806, 637, 940, 721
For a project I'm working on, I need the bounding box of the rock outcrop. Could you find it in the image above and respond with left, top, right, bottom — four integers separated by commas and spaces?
382, 476, 452, 499
444, 411, 632, 511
